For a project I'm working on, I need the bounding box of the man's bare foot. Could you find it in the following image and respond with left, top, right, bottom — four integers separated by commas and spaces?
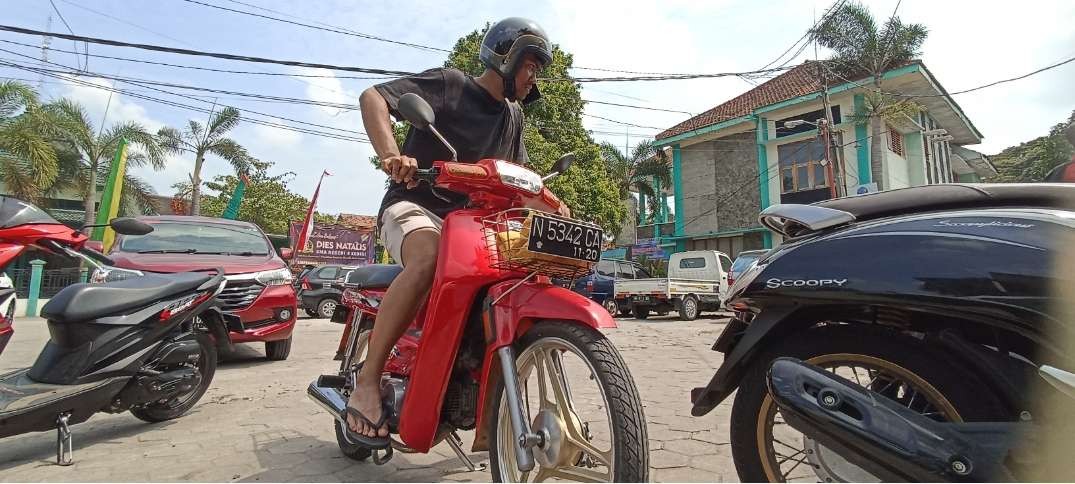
346, 380, 388, 438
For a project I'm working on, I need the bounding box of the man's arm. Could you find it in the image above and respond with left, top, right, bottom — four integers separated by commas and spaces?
360, 87, 418, 188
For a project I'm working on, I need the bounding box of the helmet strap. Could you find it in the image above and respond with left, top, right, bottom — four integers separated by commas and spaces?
502, 73, 517, 101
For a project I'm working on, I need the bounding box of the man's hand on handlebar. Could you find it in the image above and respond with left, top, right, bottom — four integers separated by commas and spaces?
381, 154, 421, 189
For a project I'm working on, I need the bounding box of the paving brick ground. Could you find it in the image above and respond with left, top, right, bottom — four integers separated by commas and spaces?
0, 314, 738, 482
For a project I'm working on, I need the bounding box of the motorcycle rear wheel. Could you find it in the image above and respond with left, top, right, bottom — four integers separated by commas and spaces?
489, 321, 648, 482
729, 324, 1008, 483
130, 332, 217, 423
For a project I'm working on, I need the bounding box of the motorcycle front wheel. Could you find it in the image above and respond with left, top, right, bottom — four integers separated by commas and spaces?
489, 321, 648, 482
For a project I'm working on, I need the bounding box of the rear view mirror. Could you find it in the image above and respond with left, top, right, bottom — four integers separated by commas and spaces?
543, 153, 575, 181
110, 217, 153, 236
398, 93, 435, 131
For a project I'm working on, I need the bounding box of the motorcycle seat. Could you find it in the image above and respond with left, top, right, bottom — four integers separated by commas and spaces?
41, 272, 212, 324
344, 264, 403, 289
816, 183, 1075, 222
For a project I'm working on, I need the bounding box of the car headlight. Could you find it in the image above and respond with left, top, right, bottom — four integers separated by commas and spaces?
255, 268, 293, 286
90, 267, 144, 284
495, 160, 543, 194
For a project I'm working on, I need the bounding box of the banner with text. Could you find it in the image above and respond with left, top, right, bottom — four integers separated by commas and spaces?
288, 222, 375, 267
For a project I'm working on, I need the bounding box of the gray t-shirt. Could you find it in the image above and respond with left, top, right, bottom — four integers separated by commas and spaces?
374, 68, 530, 220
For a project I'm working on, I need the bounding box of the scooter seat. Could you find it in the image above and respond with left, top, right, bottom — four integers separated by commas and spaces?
41, 272, 212, 324
343, 264, 402, 289
817, 183, 1075, 222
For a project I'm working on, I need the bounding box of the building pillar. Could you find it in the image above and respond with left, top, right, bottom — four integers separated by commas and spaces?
756, 116, 773, 249
26, 259, 45, 317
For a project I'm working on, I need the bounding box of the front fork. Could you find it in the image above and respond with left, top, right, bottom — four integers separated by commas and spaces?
497, 345, 544, 472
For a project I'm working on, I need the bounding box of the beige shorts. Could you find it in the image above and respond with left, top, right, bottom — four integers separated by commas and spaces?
379, 201, 443, 266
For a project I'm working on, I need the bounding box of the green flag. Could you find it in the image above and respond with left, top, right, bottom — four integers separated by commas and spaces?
91, 139, 129, 242
221, 173, 250, 220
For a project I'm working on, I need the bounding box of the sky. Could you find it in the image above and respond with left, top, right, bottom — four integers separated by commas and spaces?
3, 0, 1074, 216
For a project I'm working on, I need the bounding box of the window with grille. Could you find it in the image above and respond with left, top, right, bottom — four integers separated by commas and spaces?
778, 139, 829, 193
888, 124, 905, 157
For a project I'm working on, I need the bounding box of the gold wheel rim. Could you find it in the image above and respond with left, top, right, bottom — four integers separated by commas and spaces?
495, 337, 615, 482
756, 353, 963, 482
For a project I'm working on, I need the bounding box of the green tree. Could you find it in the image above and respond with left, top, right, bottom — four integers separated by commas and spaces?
989, 110, 1075, 183
158, 107, 251, 216
194, 159, 335, 234
0, 80, 60, 202
444, 28, 625, 234
599, 140, 671, 224
48, 99, 166, 227
812, 1, 928, 190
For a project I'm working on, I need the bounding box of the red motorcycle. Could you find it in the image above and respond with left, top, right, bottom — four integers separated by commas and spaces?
308, 93, 649, 482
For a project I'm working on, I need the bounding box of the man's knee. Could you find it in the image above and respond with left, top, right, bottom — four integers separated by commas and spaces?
401, 230, 439, 283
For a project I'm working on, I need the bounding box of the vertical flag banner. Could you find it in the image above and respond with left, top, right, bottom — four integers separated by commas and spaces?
221, 172, 250, 220
295, 170, 331, 253
92, 139, 130, 250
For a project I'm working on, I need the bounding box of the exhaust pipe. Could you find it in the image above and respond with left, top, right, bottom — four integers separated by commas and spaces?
307, 381, 347, 424
767, 358, 1023, 482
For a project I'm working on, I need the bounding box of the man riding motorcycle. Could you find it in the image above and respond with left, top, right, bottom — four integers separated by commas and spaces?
348, 17, 559, 443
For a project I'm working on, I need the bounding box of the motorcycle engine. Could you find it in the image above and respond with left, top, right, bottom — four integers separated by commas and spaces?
442, 379, 479, 430
380, 376, 407, 431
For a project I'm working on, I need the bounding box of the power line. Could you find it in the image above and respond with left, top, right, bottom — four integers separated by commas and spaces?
56, 0, 194, 48
0, 24, 417, 77
2, 61, 371, 144
47, 0, 83, 70
582, 113, 665, 130
584, 99, 693, 115
178, 0, 449, 53
0, 38, 397, 80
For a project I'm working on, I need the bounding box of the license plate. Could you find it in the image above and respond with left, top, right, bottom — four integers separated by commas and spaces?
527, 214, 603, 263
633, 295, 651, 302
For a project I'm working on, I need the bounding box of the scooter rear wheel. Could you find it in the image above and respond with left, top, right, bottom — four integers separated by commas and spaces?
729, 324, 1008, 483
489, 321, 648, 482
130, 332, 217, 423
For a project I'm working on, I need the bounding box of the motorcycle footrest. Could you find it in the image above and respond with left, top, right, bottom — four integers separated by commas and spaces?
316, 375, 347, 389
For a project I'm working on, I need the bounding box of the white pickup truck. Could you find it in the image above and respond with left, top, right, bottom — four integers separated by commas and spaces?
614, 250, 732, 321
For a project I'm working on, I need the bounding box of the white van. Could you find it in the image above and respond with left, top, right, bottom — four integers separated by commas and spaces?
614, 250, 732, 320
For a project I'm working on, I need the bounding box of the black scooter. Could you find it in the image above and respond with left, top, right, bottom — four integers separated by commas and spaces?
0, 217, 239, 466
690, 183, 1075, 482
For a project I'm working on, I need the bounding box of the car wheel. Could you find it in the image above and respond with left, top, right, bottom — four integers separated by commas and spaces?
602, 298, 618, 316
265, 336, 292, 361
679, 295, 700, 321
317, 298, 339, 319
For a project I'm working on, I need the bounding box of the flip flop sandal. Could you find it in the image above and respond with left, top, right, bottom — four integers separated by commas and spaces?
341, 403, 391, 449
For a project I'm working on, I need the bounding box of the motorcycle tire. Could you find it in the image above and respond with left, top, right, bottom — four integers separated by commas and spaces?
334, 420, 373, 461
729, 324, 1008, 483
130, 332, 217, 423
489, 321, 649, 482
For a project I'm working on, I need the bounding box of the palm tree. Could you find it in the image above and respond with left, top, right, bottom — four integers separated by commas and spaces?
0, 80, 60, 202
157, 107, 250, 216
600, 140, 672, 224
812, 1, 928, 190
49, 99, 167, 228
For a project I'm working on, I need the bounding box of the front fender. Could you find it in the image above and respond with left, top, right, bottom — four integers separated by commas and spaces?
690, 304, 797, 416
471, 281, 614, 451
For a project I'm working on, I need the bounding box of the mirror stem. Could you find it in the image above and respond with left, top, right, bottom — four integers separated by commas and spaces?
428, 126, 458, 162
541, 173, 560, 182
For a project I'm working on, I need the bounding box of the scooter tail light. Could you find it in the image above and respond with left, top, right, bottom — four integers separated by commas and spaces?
301, 277, 312, 290
586, 280, 594, 293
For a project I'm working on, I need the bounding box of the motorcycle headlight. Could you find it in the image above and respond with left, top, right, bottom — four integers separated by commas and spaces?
495, 160, 543, 194
255, 268, 293, 286
90, 267, 144, 284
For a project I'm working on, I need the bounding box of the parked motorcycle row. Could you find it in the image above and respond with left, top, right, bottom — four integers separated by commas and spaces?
1, 92, 1072, 483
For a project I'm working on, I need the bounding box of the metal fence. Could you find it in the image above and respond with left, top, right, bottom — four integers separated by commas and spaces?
10, 267, 85, 298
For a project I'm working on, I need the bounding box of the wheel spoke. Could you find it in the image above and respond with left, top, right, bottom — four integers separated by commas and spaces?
533, 350, 552, 408
540, 348, 576, 416
776, 449, 807, 465
566, 433, 612, 468
535, 465, 610, 483
782, 451, 809, 479
772, 437, 802, 454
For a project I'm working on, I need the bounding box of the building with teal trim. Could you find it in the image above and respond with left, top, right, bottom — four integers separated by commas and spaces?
651, 60, 997, 257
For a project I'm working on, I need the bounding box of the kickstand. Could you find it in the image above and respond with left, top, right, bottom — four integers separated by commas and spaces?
446, 431, 487, 472
56, 412, 73, 466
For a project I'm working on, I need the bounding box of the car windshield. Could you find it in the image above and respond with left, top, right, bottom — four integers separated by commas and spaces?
731, 254, 761, 273
119, 221, 270, 255
0, 197, 59, 228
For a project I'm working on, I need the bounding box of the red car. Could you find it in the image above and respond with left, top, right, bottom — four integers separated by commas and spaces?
92, 216, 297, 360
